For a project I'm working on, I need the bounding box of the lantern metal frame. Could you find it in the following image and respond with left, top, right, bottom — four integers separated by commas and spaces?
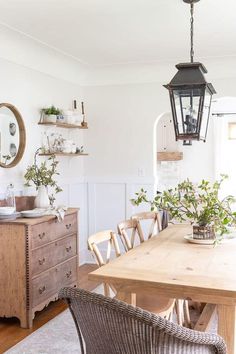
164, 0, 216, 145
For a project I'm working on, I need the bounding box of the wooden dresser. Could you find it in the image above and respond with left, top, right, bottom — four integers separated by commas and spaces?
0, 208, 78, 328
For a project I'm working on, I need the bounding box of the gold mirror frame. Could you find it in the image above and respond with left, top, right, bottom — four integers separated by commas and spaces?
0, 103, 26, 168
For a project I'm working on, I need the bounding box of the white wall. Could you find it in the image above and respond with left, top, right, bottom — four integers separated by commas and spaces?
0, 23, 87, 85
84, 81, 217, 183
0, 37, 89, 263
2, 23, 236, 265
84, 82, 167, 179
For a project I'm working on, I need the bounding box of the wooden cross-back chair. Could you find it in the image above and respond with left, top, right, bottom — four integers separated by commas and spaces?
117, 217, 191, 327
117, 219, 144, 251
88, 228, 175, 319
88, 230, 121, 297
117, 219, 175, 320
131, 211, 162, 240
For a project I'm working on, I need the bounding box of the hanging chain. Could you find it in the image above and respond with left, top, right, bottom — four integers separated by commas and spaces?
190, 2, 194, 63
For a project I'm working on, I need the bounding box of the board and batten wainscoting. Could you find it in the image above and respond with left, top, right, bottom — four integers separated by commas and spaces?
86, 177, 155, 263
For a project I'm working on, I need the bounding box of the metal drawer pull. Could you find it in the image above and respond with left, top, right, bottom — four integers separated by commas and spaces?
66, 270, 72, 278
66, 223, 72, 230
38, 232, 46, 239
38, 257, 46, 265
66, 246, 72, 252
39, 285, 46, 294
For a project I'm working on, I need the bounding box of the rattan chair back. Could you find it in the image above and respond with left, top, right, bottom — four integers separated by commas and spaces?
59, 287, 226, 354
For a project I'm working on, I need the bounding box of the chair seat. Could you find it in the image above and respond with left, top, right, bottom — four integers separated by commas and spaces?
136, 294, 175, 318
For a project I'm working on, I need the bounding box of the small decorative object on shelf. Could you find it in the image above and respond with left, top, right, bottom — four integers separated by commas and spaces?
72, 99, 83, 125
24, 148, 62, 207
76, 145, 84, 153
81, 101, 88, 128
38, 103, 89, 157
39, 101, 88, 128
131, 175, 236, 242
39, 132, 87, 156
40, 106, 62, 124
40, 131, 88, 156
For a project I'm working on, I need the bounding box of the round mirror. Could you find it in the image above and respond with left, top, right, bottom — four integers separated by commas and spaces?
0, 103, 26, 168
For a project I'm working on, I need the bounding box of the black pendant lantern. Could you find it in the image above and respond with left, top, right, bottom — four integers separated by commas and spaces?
164, 0, 216, 145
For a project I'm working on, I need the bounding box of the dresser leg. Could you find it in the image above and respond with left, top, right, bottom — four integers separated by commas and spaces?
20, 314, 33, 329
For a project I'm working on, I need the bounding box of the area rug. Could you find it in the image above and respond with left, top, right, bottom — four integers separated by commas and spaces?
5, 285, 104, 354
5, 309, 80, 354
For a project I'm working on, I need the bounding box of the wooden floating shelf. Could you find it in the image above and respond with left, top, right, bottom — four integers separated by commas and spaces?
38, 122, 88, 129
157, 151, 183, 162
39, 153, 89, 157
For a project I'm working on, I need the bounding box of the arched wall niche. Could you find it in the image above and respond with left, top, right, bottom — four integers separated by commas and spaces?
212, 96, 236, 198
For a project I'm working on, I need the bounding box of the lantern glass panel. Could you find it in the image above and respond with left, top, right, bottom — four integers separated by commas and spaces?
173, 89, 201, 138
199, 88, 212, 141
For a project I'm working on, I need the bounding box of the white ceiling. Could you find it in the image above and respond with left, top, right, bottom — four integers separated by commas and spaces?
0, 0, 236, 67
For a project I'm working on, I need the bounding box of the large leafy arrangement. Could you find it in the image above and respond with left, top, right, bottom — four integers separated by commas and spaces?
131, 175, 236, 235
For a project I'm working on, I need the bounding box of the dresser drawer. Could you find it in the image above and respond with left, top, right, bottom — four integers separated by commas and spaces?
31, 219, 56, 249
31, 213, 77, 249
32, 257, 77, 307
54, 213, 77, 239
32, 234, 76, 276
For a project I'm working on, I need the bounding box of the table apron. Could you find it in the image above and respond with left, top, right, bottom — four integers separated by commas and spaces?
108, 280, 236, 306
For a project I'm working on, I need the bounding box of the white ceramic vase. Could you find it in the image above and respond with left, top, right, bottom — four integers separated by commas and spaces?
34, 185, 50, 209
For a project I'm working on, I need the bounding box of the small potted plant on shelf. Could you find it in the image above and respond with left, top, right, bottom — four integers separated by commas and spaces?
41, 105, 62, 124
131, 175, 236, 241
24, 148, 62, 208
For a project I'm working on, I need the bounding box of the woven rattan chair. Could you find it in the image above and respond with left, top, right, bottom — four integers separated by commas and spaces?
59, 287, 226, 354
88, 229, 175, 319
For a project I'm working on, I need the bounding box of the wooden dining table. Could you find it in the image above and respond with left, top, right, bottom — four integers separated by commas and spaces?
89, 224, 236, 354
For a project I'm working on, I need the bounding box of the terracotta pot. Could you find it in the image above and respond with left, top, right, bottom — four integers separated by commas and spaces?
192, 224, 215, 240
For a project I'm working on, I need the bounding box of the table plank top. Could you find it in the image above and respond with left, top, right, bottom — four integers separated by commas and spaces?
89, 224, 236, 300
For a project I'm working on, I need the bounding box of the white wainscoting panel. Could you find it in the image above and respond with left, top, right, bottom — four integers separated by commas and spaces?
84, 180, 154, 264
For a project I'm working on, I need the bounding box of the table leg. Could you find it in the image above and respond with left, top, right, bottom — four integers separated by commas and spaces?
218, 304, 236, 354
116, 291, 136, 306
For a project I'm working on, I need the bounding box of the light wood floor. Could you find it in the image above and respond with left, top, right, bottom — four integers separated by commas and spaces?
0, 264, 99, 354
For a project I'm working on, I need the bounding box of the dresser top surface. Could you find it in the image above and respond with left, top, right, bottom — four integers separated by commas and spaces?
0, 208, 78, 226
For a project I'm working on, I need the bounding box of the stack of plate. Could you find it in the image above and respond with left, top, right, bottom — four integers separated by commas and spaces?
21, 209, 45, 218
0, 207, 19, 221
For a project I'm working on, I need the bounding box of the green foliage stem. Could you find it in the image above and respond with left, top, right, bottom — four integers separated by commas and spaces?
24, 148, 62, 205
131, 175, 236, 236
41, 105, 61, 115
